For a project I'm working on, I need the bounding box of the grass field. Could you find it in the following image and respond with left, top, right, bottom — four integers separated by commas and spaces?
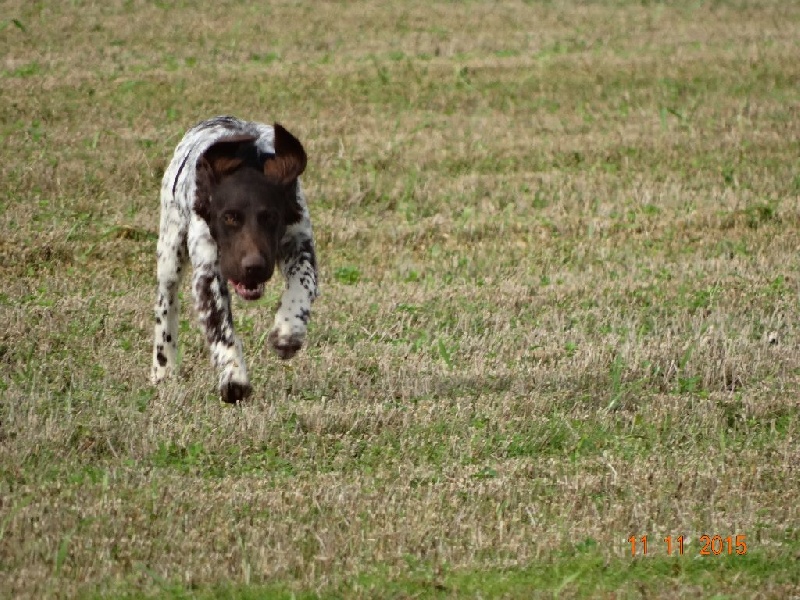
2, 0, 799, 598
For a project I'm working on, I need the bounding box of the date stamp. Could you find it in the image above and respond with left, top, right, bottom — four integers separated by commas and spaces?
628, 535, 747, 556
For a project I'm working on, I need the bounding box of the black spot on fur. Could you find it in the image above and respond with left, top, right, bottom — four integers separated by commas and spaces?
297, 237, 317, 271
157, 352, 167, 367
173, 151, 193, 196
195, 272, 234, 345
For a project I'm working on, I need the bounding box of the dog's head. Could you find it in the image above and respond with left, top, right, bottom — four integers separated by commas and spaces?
195, 124, 306, 301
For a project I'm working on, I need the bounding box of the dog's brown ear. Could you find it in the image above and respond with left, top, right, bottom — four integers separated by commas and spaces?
264, 123, 307, 185
195, 135, 259, 221
199, 134, 259, 181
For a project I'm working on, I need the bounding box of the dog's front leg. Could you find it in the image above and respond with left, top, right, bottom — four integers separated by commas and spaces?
269, 218, 319, 359
152, 204, 187, 384
188, 217, 250, 403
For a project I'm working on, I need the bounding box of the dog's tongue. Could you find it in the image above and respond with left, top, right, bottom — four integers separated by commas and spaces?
229, 280, 265, 301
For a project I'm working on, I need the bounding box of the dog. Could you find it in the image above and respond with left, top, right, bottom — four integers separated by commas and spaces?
151, 116, 319, 403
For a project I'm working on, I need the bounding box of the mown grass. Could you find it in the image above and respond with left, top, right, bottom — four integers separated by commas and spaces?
1, 0, 799, 598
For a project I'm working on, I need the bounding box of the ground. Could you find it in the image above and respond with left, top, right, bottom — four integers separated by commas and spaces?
0, 1, 799, 598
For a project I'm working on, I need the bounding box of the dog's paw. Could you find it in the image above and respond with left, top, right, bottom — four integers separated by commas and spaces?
268, 326, 305, 360
151, 364, 170, 385
217, 351, 250, 403
220, 380, 252, 404
152, 339, 177, 384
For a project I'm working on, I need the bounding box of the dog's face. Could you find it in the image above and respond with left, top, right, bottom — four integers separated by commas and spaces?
195, 124, 306, 301
208, 170, 294, 300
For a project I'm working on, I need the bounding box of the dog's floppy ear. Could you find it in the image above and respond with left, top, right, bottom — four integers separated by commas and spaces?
199, 134, 259, 181
263, 123, 307, 185
195, 135, 258, 221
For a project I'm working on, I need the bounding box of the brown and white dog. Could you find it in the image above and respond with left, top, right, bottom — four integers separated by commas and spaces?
151, 116, 319, 403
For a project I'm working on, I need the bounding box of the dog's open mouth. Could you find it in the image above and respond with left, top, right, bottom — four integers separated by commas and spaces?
229, 280, 265, 301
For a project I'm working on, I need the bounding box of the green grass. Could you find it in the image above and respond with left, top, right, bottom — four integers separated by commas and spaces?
1, 0, 799, 598
78, 542, 800, 599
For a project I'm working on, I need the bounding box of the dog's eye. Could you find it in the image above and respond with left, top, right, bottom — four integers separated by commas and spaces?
257, 212, 275, 227
222, 212, 239, 227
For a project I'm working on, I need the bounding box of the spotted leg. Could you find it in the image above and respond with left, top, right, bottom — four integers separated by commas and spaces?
269, 219, 319, 359
187, 215, 251, 403
152, 205, 187, 384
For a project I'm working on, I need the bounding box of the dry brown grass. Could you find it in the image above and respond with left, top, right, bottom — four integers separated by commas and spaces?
1, 1, 799, 598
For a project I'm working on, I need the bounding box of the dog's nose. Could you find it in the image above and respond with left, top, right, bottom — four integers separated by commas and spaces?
242, 254, 270, 281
